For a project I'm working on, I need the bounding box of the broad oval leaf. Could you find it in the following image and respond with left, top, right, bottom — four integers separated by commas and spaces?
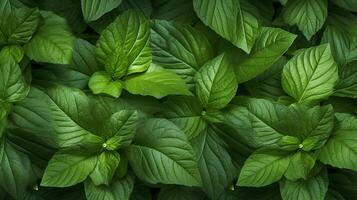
126, 118, 202, 186
191, 128, 236, 199
282, 44, 339, 103
282, 0, 327, 40
280, 170, 329, 200
0, 52, 29, 102
235, 27, 296, 83
237, 150, 290, 187
195, 54, 238, 109
193, 0, 259, 53
96, 10, 151, 77
41, 150, 97, 187
24, 11, 74, 64
319, 116, 357, 171
151, 20, 214, 88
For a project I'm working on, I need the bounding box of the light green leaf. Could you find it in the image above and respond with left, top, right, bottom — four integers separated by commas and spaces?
280, 170, 329, 200
151, 20, 213, 88
127, 119, 202, 186
85, 173, 134, 200
191, 128, 236, 199
81, 0, 122, 22
195, 54, 237, 109
103, 110, 139, 148
88, 71, 123, 98
282, 0, 327, 40
319, 116, 357, 171
96, 10, 151, 77
24, 11, 74, 64
124, 70, 192, 98
236, 27, 296, 83
238, 150, 290, 187
278, 136, 301, 151
284, 151, 316, 181
89, 151, 120, 186
41, 150, 97, 187
163, 96, 206, 140
193, 0, 259, 53
0, 51, 29, 102
282, 44, 339, 103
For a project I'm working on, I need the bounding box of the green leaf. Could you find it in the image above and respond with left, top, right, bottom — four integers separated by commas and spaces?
81, 0, 122, 22
124, 70, 192, 98
163, 96, 206, 140
282, 44, 339, 103
195, 54, 237, 109
280, 170, 329, 200
6, 7, 40, 44
237, 150, 290, 187
103, 110, 139, 147
0, 139, 36, 200
44, 85, 104, 147
70, 38, 103, 76
41, 150, 97, 187
334, 61, 357, 98
151, 20, 214, 88
278, 136, 301, 151
228, 99, 288, 148
191, 128, 236, 199
96, 10, 151, 77
319, 116, 357, 171
88, 71, 123, 98
235, 27, 296, 83
284, 151, 316, 181
89, 151, 120, 186
24, 11, 74, 64
126, 118, 202, 186
246, 57, 287, 99
37, 0, 87, 33
331, 0, 357, 12
193, 0, 259, 53
85, 173, 134, 200
321, 9, 357, 66
300, 105, 334, 149
0, 50, 29, 102
282, 0, 327, 40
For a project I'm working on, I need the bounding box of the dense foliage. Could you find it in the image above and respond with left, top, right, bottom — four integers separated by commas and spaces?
0, 0, 357, 199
